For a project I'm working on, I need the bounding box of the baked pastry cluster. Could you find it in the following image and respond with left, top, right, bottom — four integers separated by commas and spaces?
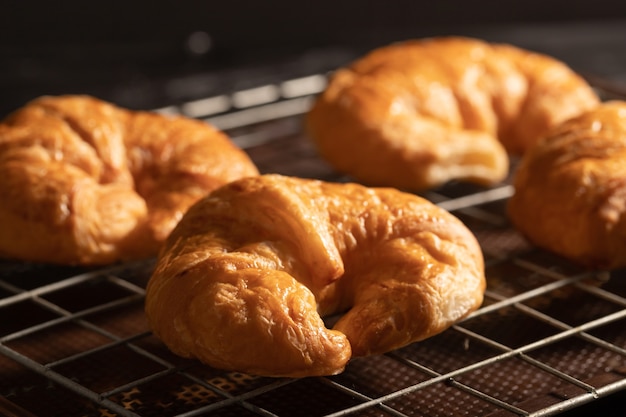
11, 35, 602, 378
0, 95, 258, 265
145, 174, 486, 377
307, 36, 599, 190
508, 102, 626, 270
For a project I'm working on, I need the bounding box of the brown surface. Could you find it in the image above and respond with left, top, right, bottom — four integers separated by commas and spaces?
508, 101, 626, 270
0, 95, 258, 265
145, 174, 485, 377
307, 37, 599, 190
0, 90, 625, 416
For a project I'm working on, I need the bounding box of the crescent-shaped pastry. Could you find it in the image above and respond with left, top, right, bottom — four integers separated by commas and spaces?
0, 95, 258, 265
306, 36, 599, 190
145, 174, 486, 377
508, 101, 626, 270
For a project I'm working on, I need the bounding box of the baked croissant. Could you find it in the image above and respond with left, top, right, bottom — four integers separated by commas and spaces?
306, 36, 599, 191
145, 174, 486, 377
508, 101, 626, 270
0, 95, 258, 265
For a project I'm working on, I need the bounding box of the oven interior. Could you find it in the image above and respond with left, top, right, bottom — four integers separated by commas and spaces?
2, 20, 626, 417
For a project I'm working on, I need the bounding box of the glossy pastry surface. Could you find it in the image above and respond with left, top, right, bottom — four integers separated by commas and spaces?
0, 95, 258, 265
307, 36, 599, 190
145, 174, 486, 377
508, 101, 626, 269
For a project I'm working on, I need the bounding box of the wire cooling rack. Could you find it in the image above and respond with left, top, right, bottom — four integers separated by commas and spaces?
1, 72, 626, 417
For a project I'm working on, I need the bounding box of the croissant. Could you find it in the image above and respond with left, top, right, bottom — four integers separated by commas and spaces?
0, 95, 258, 265
508, 101, 626, 270
144, 174, 486, 377
306, 36, 599, 191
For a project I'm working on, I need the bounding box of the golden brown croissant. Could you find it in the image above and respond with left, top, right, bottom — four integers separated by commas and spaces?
0, 95, 258, 265
145, 174, 486, 377
508, 101, 626, 270
306, 36, 599, 191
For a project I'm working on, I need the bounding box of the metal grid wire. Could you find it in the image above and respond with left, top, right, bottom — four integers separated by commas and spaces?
2, 73, 626, 417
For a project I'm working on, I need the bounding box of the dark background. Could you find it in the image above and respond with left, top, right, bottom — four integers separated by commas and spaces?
3, 0, 626, 50
2, 0, 626, 115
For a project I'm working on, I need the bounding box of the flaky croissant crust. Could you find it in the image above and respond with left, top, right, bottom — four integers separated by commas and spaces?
145, 174, 486, 377
508, 101, 626, 269
307, 36, 599, 191
0, 95, 258, 265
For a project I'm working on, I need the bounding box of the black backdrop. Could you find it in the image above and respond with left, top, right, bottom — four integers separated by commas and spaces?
2, 0, 626, 113
3, 0, 626, 50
